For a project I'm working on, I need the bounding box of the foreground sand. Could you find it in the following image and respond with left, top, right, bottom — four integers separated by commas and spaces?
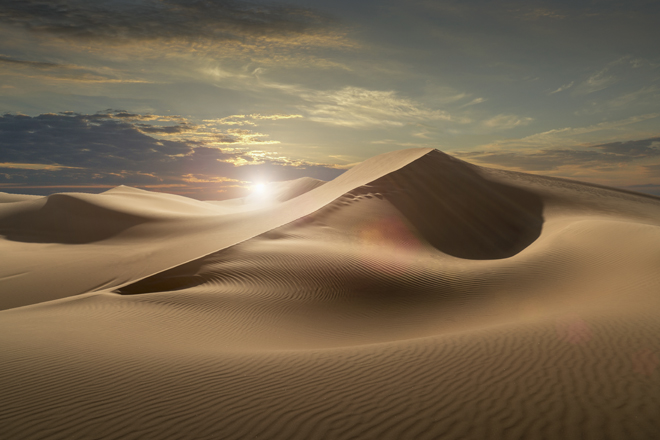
1, 149, 660, 439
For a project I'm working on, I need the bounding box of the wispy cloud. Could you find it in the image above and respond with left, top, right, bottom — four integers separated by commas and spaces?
181, 175, 243, 184
549, 81, 574, 95
482, 114, 534, 130
460, 97, 486, 107
0, 162, 82, 170
575, 68, 617, 95
578, 86, 660, 115
0, 54, 63, 69
0, 54, 152, 83
299, 86, 465, 128
252, 113, 303, 120
572, 57, 647, 96
516, 7, 567, 20
204, 114, 303, 127
605, 85, 660, 110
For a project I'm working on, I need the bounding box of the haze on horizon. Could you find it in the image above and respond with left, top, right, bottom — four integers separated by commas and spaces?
1, 0, 659, 199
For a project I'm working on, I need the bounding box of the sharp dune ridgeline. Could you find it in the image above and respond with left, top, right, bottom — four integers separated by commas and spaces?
2, 149, 660, 439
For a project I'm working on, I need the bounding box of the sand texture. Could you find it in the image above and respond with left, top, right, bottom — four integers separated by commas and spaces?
2, 149, 660, 439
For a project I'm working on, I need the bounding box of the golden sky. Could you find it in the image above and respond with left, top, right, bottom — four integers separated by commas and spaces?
1, 0, 659, 198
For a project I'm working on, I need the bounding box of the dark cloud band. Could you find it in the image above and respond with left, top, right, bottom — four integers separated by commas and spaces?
0, 0, 332, 43
0, 54, 63, 69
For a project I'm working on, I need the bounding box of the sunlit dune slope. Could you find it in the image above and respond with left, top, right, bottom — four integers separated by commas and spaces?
0, 149, 429, 309
2, 149, 660, 439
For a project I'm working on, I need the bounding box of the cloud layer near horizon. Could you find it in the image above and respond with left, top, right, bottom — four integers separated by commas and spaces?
0, 111, 344, 199
459, 137, 660, 172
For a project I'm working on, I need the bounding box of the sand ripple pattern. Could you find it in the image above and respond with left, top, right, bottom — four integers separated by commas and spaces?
3, 149, 660, 439
1, 309, 660, 440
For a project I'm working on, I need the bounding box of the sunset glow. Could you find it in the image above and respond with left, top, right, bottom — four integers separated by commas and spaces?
0, 0, 659, 198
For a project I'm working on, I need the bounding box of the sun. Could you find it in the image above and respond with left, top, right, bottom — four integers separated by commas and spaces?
253, 183, 266, 194
250, 182, 272, 199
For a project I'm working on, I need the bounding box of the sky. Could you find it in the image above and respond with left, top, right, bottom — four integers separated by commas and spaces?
1, 0, 659, 199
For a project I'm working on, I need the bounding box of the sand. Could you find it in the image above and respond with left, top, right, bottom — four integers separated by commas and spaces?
1, 149, 660, 439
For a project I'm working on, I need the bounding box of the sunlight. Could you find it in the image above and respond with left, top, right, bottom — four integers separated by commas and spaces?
248, 181, 272, 203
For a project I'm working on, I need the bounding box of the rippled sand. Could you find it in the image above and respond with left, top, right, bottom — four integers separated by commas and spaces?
2, 149, 660, 439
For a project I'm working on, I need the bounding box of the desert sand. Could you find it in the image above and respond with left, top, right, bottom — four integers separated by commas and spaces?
1, 148, 660, 439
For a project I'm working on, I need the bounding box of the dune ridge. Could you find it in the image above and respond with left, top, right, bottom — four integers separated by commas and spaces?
2, 148, 660, 439
0, 148, 433, 310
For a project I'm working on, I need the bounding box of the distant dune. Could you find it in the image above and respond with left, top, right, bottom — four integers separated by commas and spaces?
2, 149, 660, 439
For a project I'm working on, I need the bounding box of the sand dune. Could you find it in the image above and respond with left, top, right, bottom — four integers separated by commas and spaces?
2, 149, 660, 439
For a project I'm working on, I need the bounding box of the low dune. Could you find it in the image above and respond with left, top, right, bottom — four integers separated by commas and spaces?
1, 149, 660, 439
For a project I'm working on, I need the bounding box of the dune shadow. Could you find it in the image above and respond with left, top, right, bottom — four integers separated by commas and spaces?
366, 150, 544, 260
0, 194, 148, 244
116, 258, 208, 295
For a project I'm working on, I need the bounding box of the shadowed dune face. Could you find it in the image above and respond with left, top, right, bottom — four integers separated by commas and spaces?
0, 194, 147, 244
368, 150, 544, 259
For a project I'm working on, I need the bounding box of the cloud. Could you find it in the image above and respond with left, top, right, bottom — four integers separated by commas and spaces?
642, 165, 660, 178
203, 113, 303, 126
572, 57, 646, 96
576, 68, 617, 95
460, 149, 628, 172
482, 114, 533, 130
0, 112, 197, 169
578, 86, 660, 115
549, 81, 574, 95
300, 86, 463, 128
0, 0, 337, 48
606, 86, 660, 110
457, 136, 660, 172
517, 7, 567, 20
596, 137, 660, 157
251, 113, 303, 120
31, 110, 295, 146
460, 97, 486, 107
102, 111, 186, 122
0, 162, 81, 170
0, 54, 151, 83
0, 111, 344, 199
215, 129, 279, 145
0, 54, 62, 69
483, 113, 660, 151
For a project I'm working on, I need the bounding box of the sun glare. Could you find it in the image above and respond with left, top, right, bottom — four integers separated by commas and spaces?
251, 182, 271, 199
